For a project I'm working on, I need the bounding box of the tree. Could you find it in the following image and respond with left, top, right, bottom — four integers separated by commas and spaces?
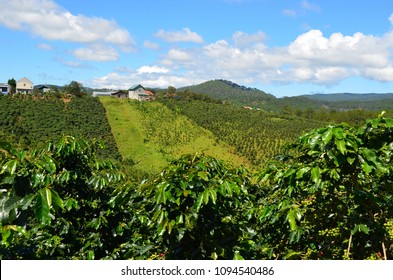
7, 78, 16, 94
63, 81, 83, 97
167, 86, 176, 95
258, 112, 393, 259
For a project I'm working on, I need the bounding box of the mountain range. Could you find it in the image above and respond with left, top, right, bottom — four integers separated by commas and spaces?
178, 80, 393, 111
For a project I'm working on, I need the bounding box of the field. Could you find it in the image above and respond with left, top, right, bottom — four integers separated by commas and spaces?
100, 96, 250, 174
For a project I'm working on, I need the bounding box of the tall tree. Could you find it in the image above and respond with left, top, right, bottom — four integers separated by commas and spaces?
64, 81, 83, 97
7, 78, 16, 94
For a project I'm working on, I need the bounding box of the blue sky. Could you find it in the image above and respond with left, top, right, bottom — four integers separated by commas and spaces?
1, 0, 393, 97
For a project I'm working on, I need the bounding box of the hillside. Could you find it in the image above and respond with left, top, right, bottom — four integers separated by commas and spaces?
179, 79, 276, 105
159, 93, 325, 166
100, 97, 250, 174
0, 94, 120, 160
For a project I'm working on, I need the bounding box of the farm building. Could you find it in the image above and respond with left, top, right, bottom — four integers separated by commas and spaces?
16, 77, 33, 94
0, 83, 10, 94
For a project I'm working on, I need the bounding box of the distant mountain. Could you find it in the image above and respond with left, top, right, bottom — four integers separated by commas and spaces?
179, 79, 276, 105
300, 93, 393, 102
179, 79, 393, 111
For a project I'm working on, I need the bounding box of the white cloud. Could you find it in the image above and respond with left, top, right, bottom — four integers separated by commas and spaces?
301, 0, 320, 13
92, 16, 393, 89
232, 31, 266, 47
154, 28, 204, 43
282, 9, 297, 17
0, 0, 135, 61
137, 65, 170, 74
37, 43, 53, 50
283, 0, 320, 18
144, 41, 161, 50
91, 70, 202, 89
288, 30, 389, 68
72, 44, 119, 61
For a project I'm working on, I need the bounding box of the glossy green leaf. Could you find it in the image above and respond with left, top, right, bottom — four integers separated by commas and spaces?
335, 138, 346, 154
209, 189, 217, 204
198, 171, 209, 181
287, 209, 298, 231
311, 167, 320, 183
35, 188, 51, 225
321, 127, 333, 144
2, 160, 18, 175
333, 127, 344, 139
351, 224, 370, 235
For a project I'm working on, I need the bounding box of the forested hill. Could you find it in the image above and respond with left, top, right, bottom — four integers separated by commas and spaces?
179, 79, 276, 105
300, 92, 393, 102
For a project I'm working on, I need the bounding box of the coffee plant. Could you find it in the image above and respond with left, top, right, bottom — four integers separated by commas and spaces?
258, 112, 393, 259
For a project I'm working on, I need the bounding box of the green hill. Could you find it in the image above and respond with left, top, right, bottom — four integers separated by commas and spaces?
100, 97, 250, 174
179, 79, 276, 105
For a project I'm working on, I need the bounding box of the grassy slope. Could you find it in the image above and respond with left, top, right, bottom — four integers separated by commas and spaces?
100, 97, 249, 174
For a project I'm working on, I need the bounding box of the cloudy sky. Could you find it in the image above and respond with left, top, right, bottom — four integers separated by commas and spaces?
1, 0, 393, 97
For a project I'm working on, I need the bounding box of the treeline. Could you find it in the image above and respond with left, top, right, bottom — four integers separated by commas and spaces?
0, 94, 120, 160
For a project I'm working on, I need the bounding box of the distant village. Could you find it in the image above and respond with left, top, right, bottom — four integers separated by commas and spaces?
0, 77, 155, 101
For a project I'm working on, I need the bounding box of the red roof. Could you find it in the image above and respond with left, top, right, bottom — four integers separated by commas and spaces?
144, 90, 154, 96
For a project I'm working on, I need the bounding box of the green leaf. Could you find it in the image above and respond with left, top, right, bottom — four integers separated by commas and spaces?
233, 251, 244, 260
351, 224, 370, 235
309, 134, 321, 149
198, 171, 209, 181
361, 161, 373, 174
287, 209, 298, 231
361, 148, 377, 164
296, 167, 309, 179
335, 138, 346, 154
1, 160, 18, 175
311, 167, 320, 183
203, 189, 210, 204
321, 127, 333, 144
19, 194, 35, 210
35, 188, 51, 224
195, 193, 204, 211
333, 127, 344, 139
209, 189, 217, 204
347, 156, 356, 165
42, 155, 56, 173
86, 250, 95, 260
51, 189, 64, 210
176, 214, 184, 224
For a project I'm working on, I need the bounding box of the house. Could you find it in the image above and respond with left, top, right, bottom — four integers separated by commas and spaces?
128, 84, 154, 101
16, 77, 33, 94
111, 90, 128, 98
35, 85, 51, 93
0, 83, 10, 94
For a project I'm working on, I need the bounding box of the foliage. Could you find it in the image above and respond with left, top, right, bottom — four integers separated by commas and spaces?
0, 94, 120, 160
179, 79, 275, 106
100, 97, 248, 174
0, 136, 132, 259
160, 96, 323, 167
140, 154, 258, 259
7, 78, 16, 94
63, 81, 83, 97
258, 112, 393, 259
